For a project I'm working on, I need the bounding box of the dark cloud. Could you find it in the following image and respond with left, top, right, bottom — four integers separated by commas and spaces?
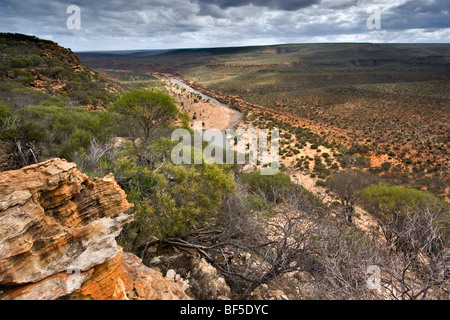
0, 0, 448, 51
383, 0, 450, 30
195, 0, 320, 11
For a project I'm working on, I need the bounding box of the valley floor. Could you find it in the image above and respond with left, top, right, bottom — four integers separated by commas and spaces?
161, 74, 381, 235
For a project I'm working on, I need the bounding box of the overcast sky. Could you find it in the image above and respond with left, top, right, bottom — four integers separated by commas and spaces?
0, 0, 449, 51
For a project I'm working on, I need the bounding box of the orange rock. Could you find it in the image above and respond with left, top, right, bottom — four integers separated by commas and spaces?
0, 159, 190, 301
0, 269, 94, 300
71, 250, 192, 300
72, 248, 132, 300
121, 252, 191, 300
0, 159, 133, 299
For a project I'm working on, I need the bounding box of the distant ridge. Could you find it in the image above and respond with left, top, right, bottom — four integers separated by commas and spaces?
76, 49, 174, 57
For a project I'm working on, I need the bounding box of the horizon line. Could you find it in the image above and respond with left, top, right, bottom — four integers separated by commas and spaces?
74, 41, 450, 53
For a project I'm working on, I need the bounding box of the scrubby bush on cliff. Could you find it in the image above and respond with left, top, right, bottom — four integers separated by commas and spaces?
325, 169, 378, 224
114, 140, 236, 252
358, 184, 447, 223
356, 185, 449, 299
240, 170, 296, 203
16, 103, 117, 159
0, 101, 17, 140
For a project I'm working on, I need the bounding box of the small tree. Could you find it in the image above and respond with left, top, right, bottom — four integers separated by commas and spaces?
326, 169, 377, 224
379, 203, 450, 300
359, 185, 446, 250
110, 89, 179, 147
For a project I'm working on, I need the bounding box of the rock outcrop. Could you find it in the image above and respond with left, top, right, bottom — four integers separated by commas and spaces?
150, 253, 231, 300
67, 251, 191, 300
0, 158, 190, 300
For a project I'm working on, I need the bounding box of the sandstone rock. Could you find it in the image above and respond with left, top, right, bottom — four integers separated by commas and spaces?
68, 249, 132, 300
166, 269, 176, 280
0, 158, 192, 300
0, 268, 95, 300
68, 250, 191, 300
121, 252, 190, 300
0, 159, 133, 299
150, 253, 231, 300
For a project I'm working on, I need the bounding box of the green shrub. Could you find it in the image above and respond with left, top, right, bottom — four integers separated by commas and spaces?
17, 104, 116, 159
29, 54, 42, 66
69, 128, 93, 150
117, 149, 236, 241
359, 184, 446, 220
10, 57, 32, 68
240, 170, 295, 203
0, 101, 18, 139
13, 69, 34, 84
21, 119, 49, 142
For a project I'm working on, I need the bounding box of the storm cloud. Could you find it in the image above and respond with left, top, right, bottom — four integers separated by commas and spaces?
195, 0, 320, 11
0, 0, 448, 51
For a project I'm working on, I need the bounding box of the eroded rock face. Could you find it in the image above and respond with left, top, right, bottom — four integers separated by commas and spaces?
0, 158, 133, 288
120, 252, 191, 300
0, 158, 191, 300
150, 253, 231, 300
68, 250, 190, 300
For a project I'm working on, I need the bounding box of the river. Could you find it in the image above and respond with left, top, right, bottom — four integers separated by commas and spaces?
169, 77, 241, 130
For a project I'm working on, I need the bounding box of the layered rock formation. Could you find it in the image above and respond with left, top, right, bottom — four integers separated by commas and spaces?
150, 253, 231, 300
0, 158, 190, 300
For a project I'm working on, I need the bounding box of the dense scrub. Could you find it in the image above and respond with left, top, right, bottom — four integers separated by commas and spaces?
0, 33, 118, 106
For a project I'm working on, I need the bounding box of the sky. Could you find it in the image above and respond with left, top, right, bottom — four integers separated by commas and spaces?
0, 0, 449, 51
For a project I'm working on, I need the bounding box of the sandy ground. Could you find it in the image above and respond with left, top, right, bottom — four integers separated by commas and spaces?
236, 114, 380, 233
163, 76, 380, 234
165, 79, 237, 131
369, 153, 400, 168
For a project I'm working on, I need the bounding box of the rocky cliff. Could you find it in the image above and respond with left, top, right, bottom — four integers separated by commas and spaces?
0, 158, 190, 300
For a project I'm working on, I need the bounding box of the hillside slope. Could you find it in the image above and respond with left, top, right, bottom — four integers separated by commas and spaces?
0, 33, 120, 108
